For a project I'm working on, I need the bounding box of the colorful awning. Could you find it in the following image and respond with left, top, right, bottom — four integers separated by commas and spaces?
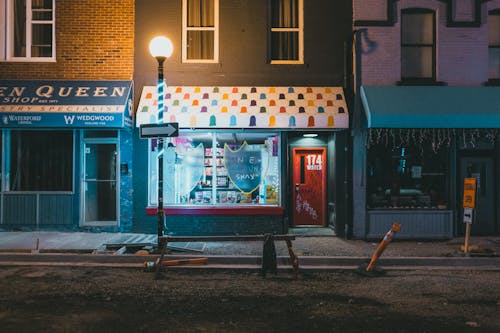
0, 80, 133, 128
361, 86, 500, 128
136, 86, 348, 129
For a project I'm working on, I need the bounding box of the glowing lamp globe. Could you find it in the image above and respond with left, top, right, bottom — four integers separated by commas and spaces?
149, 36, 173, 58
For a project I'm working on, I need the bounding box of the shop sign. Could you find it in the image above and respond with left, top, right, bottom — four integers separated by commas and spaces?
462, 178, 476, 208
0, 80, 132, 128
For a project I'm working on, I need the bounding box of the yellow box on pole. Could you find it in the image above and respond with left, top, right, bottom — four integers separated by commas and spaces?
462, 178, 476, 209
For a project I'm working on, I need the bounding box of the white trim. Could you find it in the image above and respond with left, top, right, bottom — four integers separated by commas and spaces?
182, 0, 219, 63
270, 0, 304, 64
1, 129, 9, 192
270, 59, 304, 65
4, 0, 56, 62
0, 0, 6, 60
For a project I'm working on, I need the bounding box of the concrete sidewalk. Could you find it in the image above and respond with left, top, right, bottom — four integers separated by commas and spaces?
0, 230, 499, 258
1, 230, 499, 272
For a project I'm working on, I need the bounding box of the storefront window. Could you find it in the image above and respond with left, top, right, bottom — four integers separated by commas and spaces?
9, 130, 73, 191
148, 131, 280, 206
367, 141, 449, 209
0, 132, 2, 187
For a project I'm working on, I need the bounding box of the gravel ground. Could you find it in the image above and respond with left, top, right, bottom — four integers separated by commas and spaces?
0, 266, 499, 333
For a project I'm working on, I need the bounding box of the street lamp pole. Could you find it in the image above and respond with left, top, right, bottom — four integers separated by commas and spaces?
156, 55, 165, 242
149, 36, 173, 245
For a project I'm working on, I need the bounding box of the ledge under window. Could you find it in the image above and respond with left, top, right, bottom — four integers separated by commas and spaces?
485, 79, 500, 86
146, 206, 284, 216
397, 79, 447, 86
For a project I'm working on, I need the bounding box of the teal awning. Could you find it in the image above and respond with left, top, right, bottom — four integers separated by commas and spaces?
361, 86, 500, 128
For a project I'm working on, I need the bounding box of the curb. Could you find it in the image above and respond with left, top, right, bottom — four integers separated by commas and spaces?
0, 253, 499, 271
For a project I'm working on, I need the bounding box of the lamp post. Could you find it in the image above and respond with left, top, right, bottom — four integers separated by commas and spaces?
149, 36, 173, 244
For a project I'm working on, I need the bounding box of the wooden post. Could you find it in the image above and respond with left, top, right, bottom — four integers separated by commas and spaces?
463, 223, 471, 255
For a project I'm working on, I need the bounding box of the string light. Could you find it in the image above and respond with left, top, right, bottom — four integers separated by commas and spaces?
367, 128, 498, 153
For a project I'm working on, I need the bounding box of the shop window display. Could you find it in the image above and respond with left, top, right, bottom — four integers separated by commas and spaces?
367, 141, 449, 209
148, 131, 280, 206
8, 130, 73, 191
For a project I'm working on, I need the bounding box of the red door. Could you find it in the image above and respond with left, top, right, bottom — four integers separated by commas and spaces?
292, 148, 327, 226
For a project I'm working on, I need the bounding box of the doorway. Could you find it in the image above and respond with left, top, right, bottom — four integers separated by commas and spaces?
82, 140, 118, 226
291, 147, 327, 226
459, 156, 495, 235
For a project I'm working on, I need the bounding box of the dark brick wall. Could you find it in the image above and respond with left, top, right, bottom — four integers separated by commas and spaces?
165, 215, 285, 236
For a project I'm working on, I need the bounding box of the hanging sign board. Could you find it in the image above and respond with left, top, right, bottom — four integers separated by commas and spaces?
462, 178, 476, 209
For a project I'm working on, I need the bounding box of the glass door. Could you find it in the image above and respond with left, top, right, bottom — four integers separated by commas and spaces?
82, 141, 118, 226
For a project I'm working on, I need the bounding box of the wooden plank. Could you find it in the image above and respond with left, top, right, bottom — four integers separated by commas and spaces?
160, 234, 295, 242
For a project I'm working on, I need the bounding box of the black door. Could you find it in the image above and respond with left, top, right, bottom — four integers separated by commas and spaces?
459, 157, 495, 235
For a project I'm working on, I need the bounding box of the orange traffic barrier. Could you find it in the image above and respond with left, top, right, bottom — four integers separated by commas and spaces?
366, 223, 401, 272
144, 257, 208, 271
161, 257, 208, 266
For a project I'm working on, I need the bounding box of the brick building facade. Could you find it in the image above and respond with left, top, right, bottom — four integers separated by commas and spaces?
0, 0, 135, 231
0, 0, 134, 80
132, 0, 353, 235
352, 0, 500, 239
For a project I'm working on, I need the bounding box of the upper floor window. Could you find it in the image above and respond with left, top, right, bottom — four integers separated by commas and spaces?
401, 9, 435, 82
182, 0, 219, 63
3, 0, 55, 61
488, 10, 500, 82
270, 0, 303, 64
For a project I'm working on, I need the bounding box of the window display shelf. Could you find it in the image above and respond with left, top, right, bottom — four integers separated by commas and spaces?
146, 206, 284, 216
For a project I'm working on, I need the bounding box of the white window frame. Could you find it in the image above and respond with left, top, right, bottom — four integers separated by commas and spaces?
3, 0, 56, 62
270, 0, 304, 65
182, 0, 219, 63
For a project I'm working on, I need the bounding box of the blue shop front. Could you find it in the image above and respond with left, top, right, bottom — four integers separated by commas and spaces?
0, 80, 134, 231
353, 86, 500, 239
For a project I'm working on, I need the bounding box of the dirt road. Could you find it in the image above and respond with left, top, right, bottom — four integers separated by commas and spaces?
0, 266, 499, 332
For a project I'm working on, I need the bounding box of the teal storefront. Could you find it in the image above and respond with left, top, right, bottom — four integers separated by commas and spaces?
0, 80, 134, 231
134, 85, 350, 236
353, 86, 500, 239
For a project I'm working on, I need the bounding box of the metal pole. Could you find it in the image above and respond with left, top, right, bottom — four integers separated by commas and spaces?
156, 56, 166, 244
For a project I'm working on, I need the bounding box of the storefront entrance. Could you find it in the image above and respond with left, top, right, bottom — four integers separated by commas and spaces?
292, 147, 327, 226
82, 140, 118, 226
459, 156, 495, 235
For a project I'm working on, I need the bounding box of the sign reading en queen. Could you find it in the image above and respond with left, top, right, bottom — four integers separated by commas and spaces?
0, 80, 133, 128
136, 86, 349, 129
